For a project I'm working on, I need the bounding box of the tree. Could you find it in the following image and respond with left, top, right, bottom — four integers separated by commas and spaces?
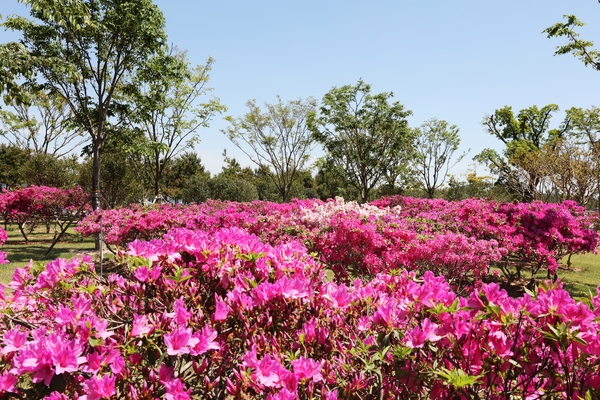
223, 96, 317, 202
0, 91, 83, 157
22, 153, 80, 188
0, 144, 30, 188
445, 173, 511, 202
78, 148, 145, 207
544, 15, 600, 72
1, 0, 168, 211
308, 80, 414, 203
475, 105, 568, 202
412, 118, 466, 199
127, 49, 225, 197
564, 106, 600, 209
163, 151, 210, 204
539, 137, 598, 207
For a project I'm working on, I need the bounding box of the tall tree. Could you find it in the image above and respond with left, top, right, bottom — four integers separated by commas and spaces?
308, 80, 414, 203
564, 106, 600, 208
475, 105, 567, 202
224, 96, 317, 202
126, 49, 225, 197
0, 0, 167, 211
0, 91, 83, 157
412, 118, 466, 199
539, 137, 598, 207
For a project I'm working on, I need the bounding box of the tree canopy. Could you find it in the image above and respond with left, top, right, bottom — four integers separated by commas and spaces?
0, 0, 168, 210
412, 118, 465, 199
308, 79, 414, 203
224, 96, 316, 202
475, 105, 568, 202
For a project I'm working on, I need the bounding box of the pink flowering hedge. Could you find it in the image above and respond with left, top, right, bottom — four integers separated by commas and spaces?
1, 226, 600, 398
76, 197, 599, 290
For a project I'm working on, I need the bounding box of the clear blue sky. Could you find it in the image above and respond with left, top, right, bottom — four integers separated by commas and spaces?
2, 1, 600, 179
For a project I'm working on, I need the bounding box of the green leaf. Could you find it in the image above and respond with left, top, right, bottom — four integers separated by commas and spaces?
435, 367, 482, 389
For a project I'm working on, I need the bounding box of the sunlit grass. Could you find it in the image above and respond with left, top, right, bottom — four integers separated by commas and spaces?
558, 252, 600, 300
0, 222, 98, 285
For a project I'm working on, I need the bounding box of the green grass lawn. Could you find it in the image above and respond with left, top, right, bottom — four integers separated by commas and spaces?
0, 222, 98, 285
1, 222, 600, 299
558, 252, 600, 300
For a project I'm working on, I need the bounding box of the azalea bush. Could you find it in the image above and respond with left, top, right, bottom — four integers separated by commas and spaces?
1, 227, 600, 398
0, 227, 7, 265
76, 197, 599, 289
0, 185, 89, 242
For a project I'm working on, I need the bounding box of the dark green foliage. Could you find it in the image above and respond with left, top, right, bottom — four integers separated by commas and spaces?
308, 79, 414, 203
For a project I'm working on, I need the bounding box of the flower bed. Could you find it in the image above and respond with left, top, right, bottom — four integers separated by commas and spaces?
76, 197, 599, 289
0, 226, 599, 398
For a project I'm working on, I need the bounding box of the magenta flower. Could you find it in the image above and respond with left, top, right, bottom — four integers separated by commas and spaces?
130, 314, 153, 337
80, 374, 116, 400
173, 297, 192, 325
0, 371, 17, 393
55, 305, 76, 325
133, 266, 150, 282
2, 328, 28, 354
322, 283, 353, 309
243, 349, 288, 388
291, 356, 324, 382
43, 392, 70, 400
405, 318, 443, 348
164, 377, 191, 400
164, 327, 199, 356
190, 324, 220, 356
49, 338, 83, 374
266, 388, 298, 400
213, 295, 230, 321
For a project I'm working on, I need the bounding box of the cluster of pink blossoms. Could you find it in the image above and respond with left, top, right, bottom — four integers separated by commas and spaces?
1, 221, 600, 398
0, 185, 89, 241
0, 227, 7, 264
76, 196, 599, 291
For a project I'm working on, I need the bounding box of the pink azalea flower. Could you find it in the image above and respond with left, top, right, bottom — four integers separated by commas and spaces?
405, 318, 443, 348
2, 328, 29, 354
266, 388, 298, 400
164, 378, 191, 400
213, 295, 230, 321
158, 364, 175, 384
372, 299, 409, 328
0, 371, 18, 393
243, 349, 288, 388
80, 374, 116, 400
322, 283, 353, 309
8, 266, 32, 291
173, 298, 192, 325
291, 356, 324, 382
164, 327, 199, 356
44, 392, 70, 400
55, 305, 76, 325
72, 295, 92, 319
49, 338, 83, 375
130, 314, 153, 337
134, 266, 150, 282
191, 324, 220, 356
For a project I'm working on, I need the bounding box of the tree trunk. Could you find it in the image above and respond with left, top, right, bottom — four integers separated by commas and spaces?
91, 139, 102, 211
92, 138, 102, 250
